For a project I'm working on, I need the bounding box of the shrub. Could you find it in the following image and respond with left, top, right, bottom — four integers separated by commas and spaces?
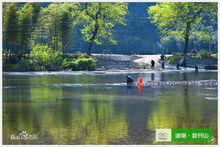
61, 56, 96, 71
210, 54, 217, 59
3, 49, 19, 64
61, 58, 76, 70
3, 63, 16, 71
61, 51, 96, 71
31, 44, 62, 70
196, 50, 211, 59
75, 57, 96, 71
167, 54, 181, 64
14, 58, 34, 71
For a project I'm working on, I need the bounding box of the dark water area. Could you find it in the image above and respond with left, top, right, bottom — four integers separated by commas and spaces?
3, 71, 218, 144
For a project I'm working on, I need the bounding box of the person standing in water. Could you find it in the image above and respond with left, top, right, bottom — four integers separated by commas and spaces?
195, 64, 199, 72
126, 75, 134, 85
176, 62, 180, 70
151, 60, 155, 69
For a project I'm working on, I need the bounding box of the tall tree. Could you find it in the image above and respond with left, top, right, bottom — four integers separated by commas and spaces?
60, 3, 79, 52
148, 2, 217, 67
31, 3, 79, 52
3, 3, 19, 51
79, 3, 128, 55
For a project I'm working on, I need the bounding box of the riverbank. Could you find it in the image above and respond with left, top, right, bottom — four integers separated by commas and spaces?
3, 53, 217, 72
94, 54, 217, 70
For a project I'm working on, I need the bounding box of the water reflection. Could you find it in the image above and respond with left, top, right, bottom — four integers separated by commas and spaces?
151, 73, 155, 81
3, 71, 217, 144
147, 86, 217, 144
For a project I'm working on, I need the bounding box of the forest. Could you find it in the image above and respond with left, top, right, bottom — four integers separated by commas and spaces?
3, 2, 217, 71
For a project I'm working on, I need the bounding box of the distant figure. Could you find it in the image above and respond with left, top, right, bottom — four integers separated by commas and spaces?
151, 60, 155, 69
160, 54, 166, 61
137, 77, 143, 85
162, 61, 165, 69
137, 77, 143, 96
195, 64, 199, 72
160, 54, 164, 60
176, 62, 180, 70
126, 75, 134, 85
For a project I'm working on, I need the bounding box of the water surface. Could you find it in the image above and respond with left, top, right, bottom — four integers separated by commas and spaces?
3, 71, 218, 144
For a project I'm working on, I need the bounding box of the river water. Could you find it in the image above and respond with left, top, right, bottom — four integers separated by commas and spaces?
3, 70, 218, 144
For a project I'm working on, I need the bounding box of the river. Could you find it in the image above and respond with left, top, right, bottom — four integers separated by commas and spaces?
3, 70, 218, 144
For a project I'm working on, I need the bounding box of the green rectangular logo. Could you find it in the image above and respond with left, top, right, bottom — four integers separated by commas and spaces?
172, 128, 212, 142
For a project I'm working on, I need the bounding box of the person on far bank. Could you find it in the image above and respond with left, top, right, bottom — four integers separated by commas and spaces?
151, 60, 155, 69
195, 64, 199, 72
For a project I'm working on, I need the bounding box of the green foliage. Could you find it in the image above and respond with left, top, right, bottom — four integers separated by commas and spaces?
79, 3, 128, 54
14, 58, 34, 71
148, 3, 217, 54
75, 57, 96, 71
3, 63, 16, 71
31, 44, 62, 70
62, 52, 96, 71
210, 54, 217, 59
167, 53, 181, 64
3, 3, 41, 56
31, 3, 79, 52
3, 49, 13, 63
61, 58, 77, 70
3, 3, 19, 50
17, 3, 41, 54
196, 50, 212, 59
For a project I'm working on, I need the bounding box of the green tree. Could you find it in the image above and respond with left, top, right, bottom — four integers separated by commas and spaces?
3, 3, 19, 51
79, 3, 128, 55
18, 3, 34, 55
31, 44, 62, 70
148, 2, 217, 67
18, 3, 41, 53
31, 3, 79, 52
60, 3, 80, 52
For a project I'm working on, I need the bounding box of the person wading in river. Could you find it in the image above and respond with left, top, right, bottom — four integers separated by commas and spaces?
126, 75, 134, 85
195, 64, 199, 72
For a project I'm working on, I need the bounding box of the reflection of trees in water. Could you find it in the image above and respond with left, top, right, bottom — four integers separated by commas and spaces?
182, 72, 190, 127
147, 86, 217, 144
3, 84, 128, 144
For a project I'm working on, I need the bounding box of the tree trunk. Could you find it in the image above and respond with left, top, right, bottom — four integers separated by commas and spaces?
183, 22, 190, 68
88, 42, 93, 55
86, 3, 100, 56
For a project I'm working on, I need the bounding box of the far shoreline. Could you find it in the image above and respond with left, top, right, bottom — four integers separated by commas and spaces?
3, 68, 218, 76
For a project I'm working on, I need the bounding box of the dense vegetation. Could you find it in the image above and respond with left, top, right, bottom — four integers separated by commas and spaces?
3, 2, 217, 71
167, 50, 217, 65
148, 2, 217, 67
3, 2, 128, 71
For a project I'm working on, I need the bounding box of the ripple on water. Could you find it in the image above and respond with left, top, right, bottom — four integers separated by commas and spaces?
204, 97, 218, 100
